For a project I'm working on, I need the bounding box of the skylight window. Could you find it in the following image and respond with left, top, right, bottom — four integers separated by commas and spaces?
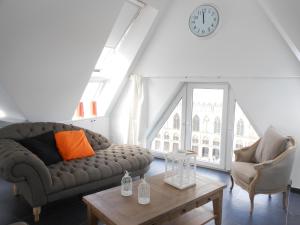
73, 0, 142, 120
73, 47, 112, 120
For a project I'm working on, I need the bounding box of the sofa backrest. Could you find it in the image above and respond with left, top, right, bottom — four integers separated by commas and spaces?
0, 122, 111, 150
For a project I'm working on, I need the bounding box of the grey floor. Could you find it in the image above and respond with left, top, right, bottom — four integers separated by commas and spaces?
1, 158, 300, 225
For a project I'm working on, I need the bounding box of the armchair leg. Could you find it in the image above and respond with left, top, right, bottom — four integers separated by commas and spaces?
249, 193, 254, 214
230, 175, 234, 192
33, 207, 41, 222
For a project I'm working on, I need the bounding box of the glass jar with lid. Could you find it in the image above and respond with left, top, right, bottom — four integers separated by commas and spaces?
121, 170, 132, 196
138, 178, 150, 204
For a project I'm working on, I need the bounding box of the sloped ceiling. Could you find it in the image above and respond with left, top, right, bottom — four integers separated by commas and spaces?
258, 0, 300, 61
134, 0, 300, 77
0, 0, 124, 122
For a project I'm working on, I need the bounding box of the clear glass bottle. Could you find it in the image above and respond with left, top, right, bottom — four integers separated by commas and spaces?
121, 170, 132, 196
138, 178, 150, 205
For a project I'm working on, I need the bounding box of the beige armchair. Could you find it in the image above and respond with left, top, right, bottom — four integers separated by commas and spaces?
230, 127, 296, 214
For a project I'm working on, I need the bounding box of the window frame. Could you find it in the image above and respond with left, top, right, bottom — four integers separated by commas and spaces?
185, 83, 229, 170
146, 82, 260, 172
73, 1, 144, 120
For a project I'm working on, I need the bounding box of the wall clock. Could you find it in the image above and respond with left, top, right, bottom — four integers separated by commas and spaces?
189, 4, 219, 37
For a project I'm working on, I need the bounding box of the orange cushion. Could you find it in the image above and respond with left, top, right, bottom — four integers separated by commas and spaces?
54, 130, 95, 160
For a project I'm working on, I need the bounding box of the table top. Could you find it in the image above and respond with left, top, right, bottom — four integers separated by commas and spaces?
83, 173, 226, 225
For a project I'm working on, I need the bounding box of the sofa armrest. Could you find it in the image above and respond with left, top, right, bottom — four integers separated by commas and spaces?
84, 129, 111, 150
234, 139, 260, 162
0, 139, 52, 192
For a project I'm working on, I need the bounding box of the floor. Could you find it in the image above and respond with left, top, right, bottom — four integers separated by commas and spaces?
1, 158, 300, 225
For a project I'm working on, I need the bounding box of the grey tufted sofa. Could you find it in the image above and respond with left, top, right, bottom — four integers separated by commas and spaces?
0, 122, 153, 222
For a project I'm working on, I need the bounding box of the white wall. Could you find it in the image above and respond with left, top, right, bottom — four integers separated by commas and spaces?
110, 81, 132, 144
0, 0, 124, 122
135, 0, 300, 77
124, 0, 300, 188
0, 83, 26, 122
67, 117, 110, 138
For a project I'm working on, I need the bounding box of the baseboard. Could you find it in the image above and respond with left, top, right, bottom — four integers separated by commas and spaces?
290, 187, 300, 194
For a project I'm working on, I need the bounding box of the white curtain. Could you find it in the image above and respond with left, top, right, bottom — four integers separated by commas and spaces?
127, 74, 144, 145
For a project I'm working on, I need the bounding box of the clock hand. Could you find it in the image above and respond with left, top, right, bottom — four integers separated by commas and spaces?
203, 10, 205, 24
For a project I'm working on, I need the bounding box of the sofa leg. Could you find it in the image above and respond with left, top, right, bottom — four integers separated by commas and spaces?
33, 207, 41, 222
268, 194, 272, 199
230, 175, 234, 192
12, 184, 19, 196
140, 174, 144, 179
249, 194, 254, 214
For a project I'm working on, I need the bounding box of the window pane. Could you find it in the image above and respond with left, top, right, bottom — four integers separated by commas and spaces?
73, 81, 105, 120
191, 89, 224, 164
105, 2, 141, 48
81, 82, 103, 101
232, 102, 259, 161
151, 99, 182, 153
155, 140, 160, 150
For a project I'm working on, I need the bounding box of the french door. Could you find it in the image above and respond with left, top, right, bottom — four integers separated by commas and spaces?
149, 83, 229, 170
185, 83, 228, 170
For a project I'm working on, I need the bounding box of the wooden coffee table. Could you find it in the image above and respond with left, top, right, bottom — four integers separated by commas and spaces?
83, 173, 226, 225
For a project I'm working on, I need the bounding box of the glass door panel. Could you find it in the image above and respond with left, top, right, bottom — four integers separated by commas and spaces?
186, 84, 228, 170
191, 88, 224, 164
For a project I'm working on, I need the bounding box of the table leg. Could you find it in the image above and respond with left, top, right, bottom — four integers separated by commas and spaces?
213, 191, 223, 225
87, 206, 98, 225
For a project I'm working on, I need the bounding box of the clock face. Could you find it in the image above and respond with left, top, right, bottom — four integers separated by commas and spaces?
189, 5, 219, 37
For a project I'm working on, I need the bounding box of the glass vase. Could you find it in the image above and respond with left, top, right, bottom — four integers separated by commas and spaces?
121, 170, 132, 196
138, 178, 150, 205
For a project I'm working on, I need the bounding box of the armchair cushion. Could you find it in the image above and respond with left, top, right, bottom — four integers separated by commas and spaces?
254, 126, 287, 163
231, 162, 257, 184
